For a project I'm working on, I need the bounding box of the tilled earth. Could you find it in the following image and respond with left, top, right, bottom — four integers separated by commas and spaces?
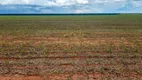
0, 53, 142, 80
0, 15, 142, 80
0, 36, 142, 80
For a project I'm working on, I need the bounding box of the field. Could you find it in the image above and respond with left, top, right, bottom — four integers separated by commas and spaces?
0, 14, 142, 80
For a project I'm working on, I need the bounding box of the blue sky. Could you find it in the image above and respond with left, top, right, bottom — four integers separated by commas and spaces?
0, 0, 142, 14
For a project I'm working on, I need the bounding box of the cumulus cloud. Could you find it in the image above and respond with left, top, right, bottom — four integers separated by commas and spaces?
0, 0, 32, 4
75, 9, 90, 13
0, 0, 89, 6
0, 0, 131, 6
0, 0, 142, 13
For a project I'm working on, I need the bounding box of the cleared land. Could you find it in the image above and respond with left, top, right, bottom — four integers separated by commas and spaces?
0, 14, 142, 80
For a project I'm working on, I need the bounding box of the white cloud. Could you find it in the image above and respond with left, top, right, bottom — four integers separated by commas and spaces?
45, 0, 74, 6
44, 0, 88, 6
132, 0, 142, 7
0, 0, 142, 13
0, 0, 32, 4
75, 9, 90, 13
0, 0, 141, 7
76, 0, 88, 4
0, 0, 89, 6
93, 0, 126, 3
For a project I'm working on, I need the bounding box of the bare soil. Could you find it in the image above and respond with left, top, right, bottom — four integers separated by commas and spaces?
0, 36, 142, 80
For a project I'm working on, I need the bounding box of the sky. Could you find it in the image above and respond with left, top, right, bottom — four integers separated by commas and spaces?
0, 0, 142, 14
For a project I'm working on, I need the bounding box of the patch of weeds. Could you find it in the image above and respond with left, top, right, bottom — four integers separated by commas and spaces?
1, 42, 8, 47
62, 45, 73, 53
63, 31, 85, 38
0, 48, 4, 53
94, 47, 100, 53
20, 48, 25, 55
121, 53, 127, 58
133, 48, 139, 53
72, 52, 77, 56
133, 46, 140, 53
4, 61, 9, 66
43, 48, 48, 56
16, 53, 20, 57
135, 69, 142, 74
99, 67, 108, 74
124, 47, 130, 53
63, 32, 76, 38
36, 44, 43, 51
77, 31, 85, 38
94, 53, 100, 57
54, 69, 62, 74
105, 46, 113, 53
19, 43, 25, 55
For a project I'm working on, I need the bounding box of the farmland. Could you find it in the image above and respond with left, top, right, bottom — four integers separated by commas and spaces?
0, 14, 142, 80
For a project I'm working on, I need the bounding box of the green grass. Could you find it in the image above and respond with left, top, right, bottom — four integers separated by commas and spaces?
0, 14, 142, 36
